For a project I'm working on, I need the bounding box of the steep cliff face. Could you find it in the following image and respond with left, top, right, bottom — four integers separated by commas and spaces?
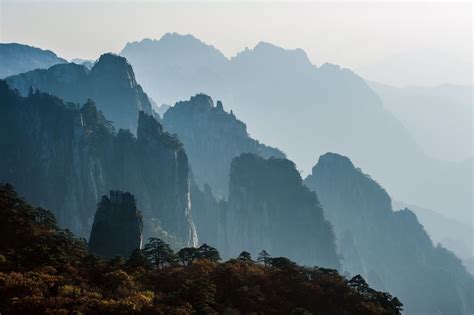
190, 181, 227, 249
0, 81, 196, 247
89, 191, 143, 259
304, 153, 474, 315
5, 53, 153, 132
224, 153, 340, 269
0, 43, 66, 78
163, 94, 284, 198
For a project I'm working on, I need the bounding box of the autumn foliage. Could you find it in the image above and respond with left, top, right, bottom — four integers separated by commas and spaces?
0, 184, 402, 314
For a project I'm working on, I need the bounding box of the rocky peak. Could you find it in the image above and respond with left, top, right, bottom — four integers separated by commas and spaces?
177, 93, 215, 112
306, 152, 392, 215
216, 100, 224, 111
232, 41, 313, 70
225, 153, 340, 268
91, 53, 138, 89
88, 190, 143, 259
311, 152, 356, 176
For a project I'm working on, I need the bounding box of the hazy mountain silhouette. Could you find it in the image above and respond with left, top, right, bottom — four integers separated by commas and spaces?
120, 33, 472, 224
120, 33, 228, 107
0, 43, 66, 78
305, 152, 474, 315
6, 53, 153, 132
393, 200, 474, 274
370, 82, 473, 162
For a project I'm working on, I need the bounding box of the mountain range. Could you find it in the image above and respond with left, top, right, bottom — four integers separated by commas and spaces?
0, 43, 66, 78
120, 33, 473, 225
305, 153, 473, 315
0, 39, 472, 314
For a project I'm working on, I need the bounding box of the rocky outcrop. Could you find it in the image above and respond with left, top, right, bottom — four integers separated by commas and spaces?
0, 43, 66, 78
0, 81, 196, 247
224, 153, 340, 269
163, 94, 284, 198
304, 152, 474, 315
6, 53, 153, 132
89, 191, 143, 259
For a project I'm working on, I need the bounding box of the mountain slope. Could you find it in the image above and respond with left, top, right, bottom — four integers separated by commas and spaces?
0, 43, 66, 78
6, 53, 153, 132
304, 153, 474, 315
370, 82, 473, 162
393, 200, 474, 274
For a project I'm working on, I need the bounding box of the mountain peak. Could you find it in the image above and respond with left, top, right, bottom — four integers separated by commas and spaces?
160, 32, 200, 43
232, 41, 312, 69
94, 53, 130, 69
121, 33, 227, 62
91, 53, 138, 88
315, 152, 355, 171
173, 93, 215, 112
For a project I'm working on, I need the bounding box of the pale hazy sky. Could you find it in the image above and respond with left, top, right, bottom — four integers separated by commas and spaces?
0, 1, 472, 86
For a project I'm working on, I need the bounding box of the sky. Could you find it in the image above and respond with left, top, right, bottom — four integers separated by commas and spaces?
0, 1, 472, 87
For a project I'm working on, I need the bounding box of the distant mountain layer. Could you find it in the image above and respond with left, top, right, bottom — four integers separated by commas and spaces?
393, 200, 474, 275
370, 82, 473, 162
163, 94, 284, 198
120, 33, 472, 224
0, 81, 196, 246
305, 153, 474, 315
0, 43, 66, 78
6, 53, 153, 132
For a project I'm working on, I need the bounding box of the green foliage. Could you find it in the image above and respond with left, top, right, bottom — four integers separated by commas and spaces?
127, 249, 149, 270
143, 237, 176, 269
196, 243, 221, 262
257, 249, 271, 267
177, 247, 199, 266
237, 251, 253, 262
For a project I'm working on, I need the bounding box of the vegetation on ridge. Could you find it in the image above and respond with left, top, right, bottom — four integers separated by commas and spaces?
0, 184, 402, 314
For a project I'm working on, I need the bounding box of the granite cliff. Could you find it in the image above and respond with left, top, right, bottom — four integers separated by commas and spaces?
89, 191, 143, 259
223, 153, 340, 269
0, 81, 196, 247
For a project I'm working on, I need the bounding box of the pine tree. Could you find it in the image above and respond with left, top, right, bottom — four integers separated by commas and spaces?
257, 250, 271, 267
